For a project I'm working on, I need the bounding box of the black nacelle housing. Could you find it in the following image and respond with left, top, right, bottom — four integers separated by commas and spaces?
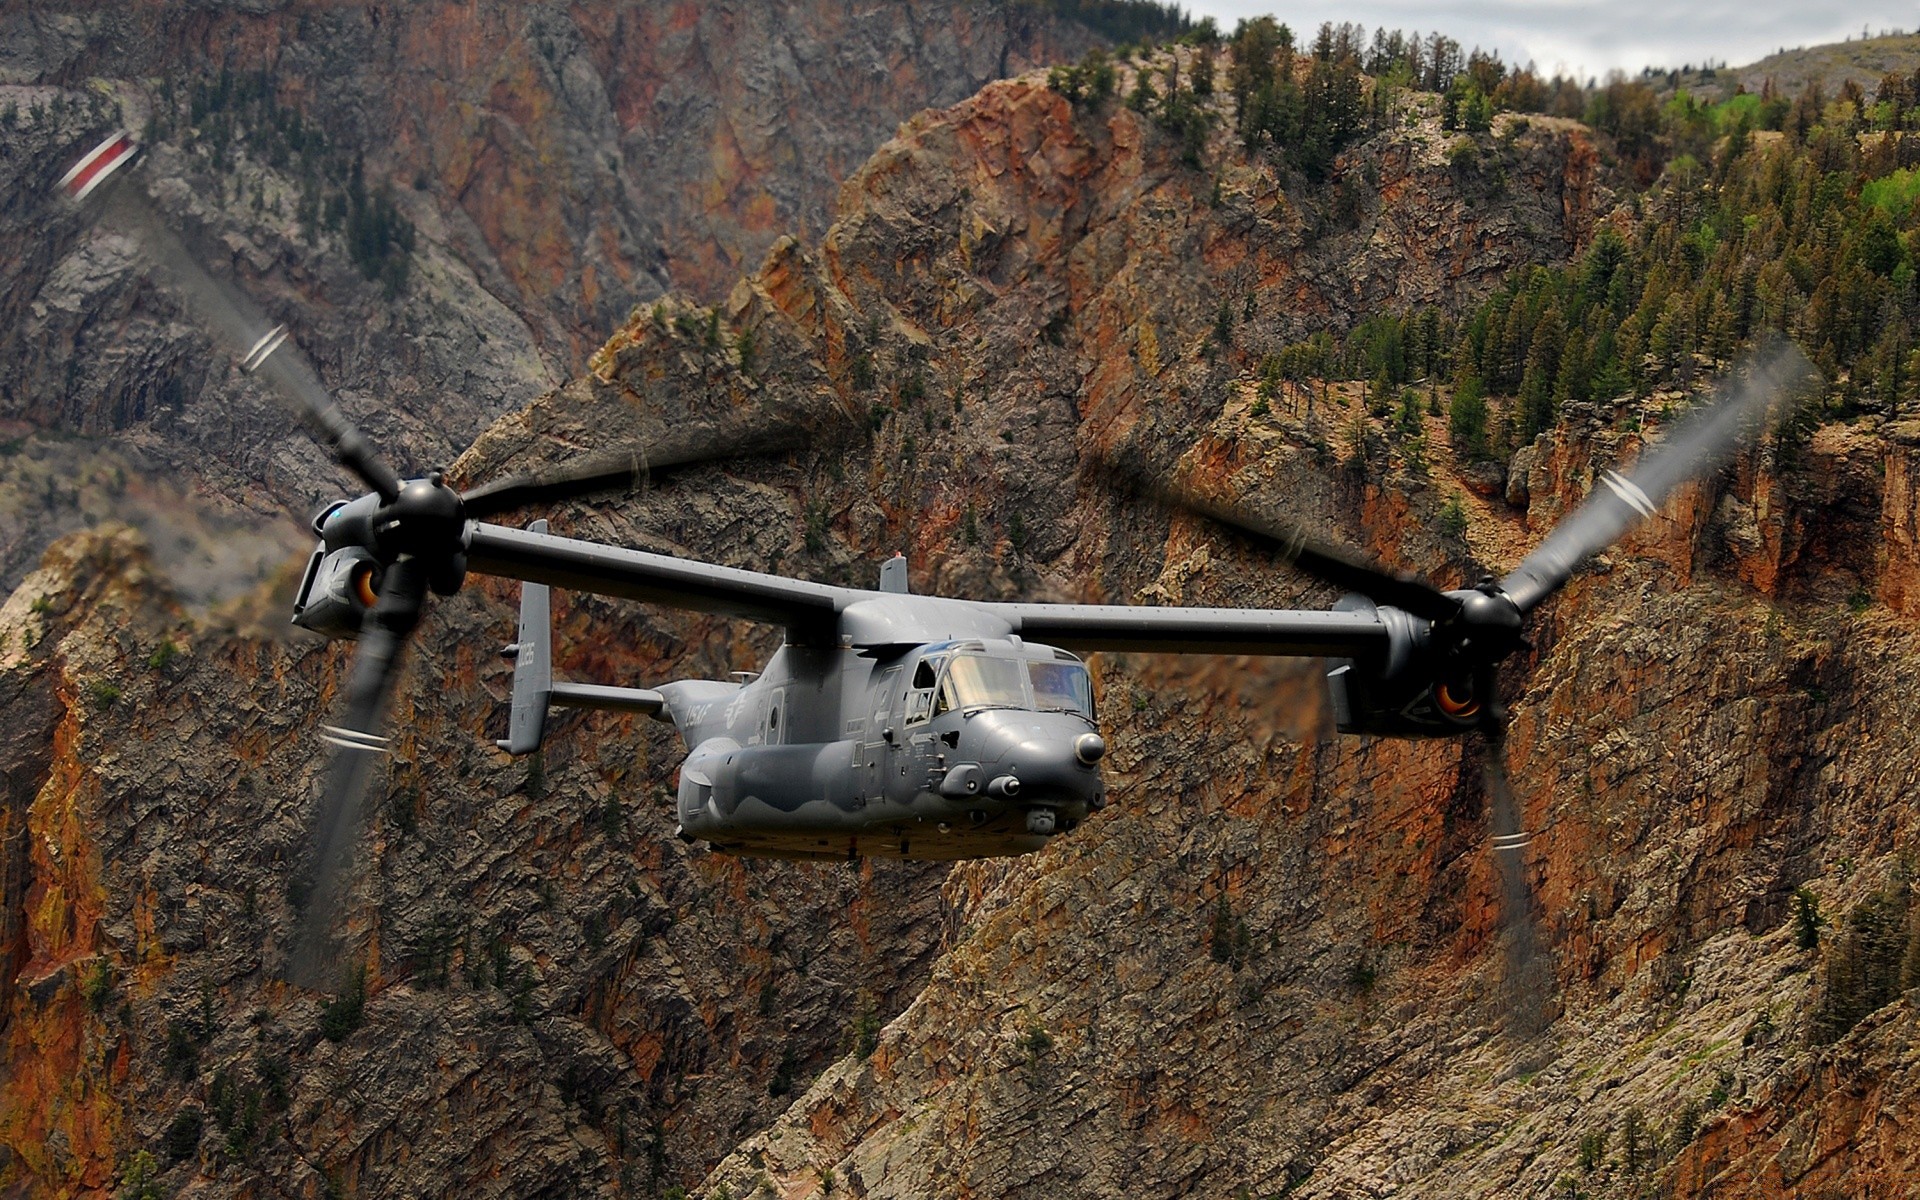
1324, 593, 1490, 737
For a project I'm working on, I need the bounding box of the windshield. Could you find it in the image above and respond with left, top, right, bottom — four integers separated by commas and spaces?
1029, 660, 1095, 716
939, 654, 1028, 712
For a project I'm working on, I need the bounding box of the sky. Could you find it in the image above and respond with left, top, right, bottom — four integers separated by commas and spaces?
1180, 2, 1920, 81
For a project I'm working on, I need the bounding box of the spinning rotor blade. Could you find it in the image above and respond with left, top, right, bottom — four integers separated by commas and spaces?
458, 425, 811, 519
63, 135, 401, 501
1499, 343, 1812, 613
59, 134, 433, 989
1479, 720, 1551, 1037
285, 558, 430, 989
1105, 464, 1462, 621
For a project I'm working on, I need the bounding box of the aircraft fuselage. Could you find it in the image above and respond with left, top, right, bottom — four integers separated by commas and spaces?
661, 637, 1106, 860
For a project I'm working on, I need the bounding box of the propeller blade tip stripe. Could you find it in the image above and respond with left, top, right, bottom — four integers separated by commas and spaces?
58, 130, 138, 202
321, 725, 389, 753
1598, 470, 1657, 519
242, 325, 289, 373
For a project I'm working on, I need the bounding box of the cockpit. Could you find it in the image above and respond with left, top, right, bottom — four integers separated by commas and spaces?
904, 644, 1096, 723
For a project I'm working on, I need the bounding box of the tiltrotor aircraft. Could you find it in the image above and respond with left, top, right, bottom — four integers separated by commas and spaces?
58, 132, 1804, 984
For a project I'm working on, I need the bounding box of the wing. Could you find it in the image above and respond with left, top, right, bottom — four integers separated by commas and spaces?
466, 524, 1393, 656
464, 522, 851, 635
983, 602, 1390, 658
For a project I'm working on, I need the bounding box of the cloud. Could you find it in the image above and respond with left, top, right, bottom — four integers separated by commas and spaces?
1184, 1, 1919, 77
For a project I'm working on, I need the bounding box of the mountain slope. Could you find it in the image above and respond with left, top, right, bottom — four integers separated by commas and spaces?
7, 24, 1920, 1200
0, 1, 1101, 594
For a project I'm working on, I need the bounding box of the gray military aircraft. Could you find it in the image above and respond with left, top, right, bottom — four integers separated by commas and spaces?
59, 132, 1803, 985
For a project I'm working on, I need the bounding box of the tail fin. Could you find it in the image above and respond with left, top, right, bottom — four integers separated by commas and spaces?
499, 522, 557, 756
497, 520, 666, 757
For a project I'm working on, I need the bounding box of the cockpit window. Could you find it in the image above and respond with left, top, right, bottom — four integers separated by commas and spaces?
907, 655, 945, 724
1029, 660, 1095, 716
937, 654, 1027, 713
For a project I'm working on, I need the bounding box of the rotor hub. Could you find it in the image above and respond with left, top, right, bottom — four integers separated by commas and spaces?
1446, 585, 1525, 663
373, 472, 466, 561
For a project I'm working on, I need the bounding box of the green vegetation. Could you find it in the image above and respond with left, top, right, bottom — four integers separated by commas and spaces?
118, 1151, 163, 1200
1027, 0, 1191, 45
1021, 1020, 1054, 1069
1619, 1107, 1648, 1173
1264, 84, 1920, 461
851, 1006, 881, 1057
1206, 892, 1252, 968
1794, 885, 1825, 948
1228, 19, 1370, 180
81, 958, 114, 1013
147, 638, 181, 670
318, 961, 367, 1041
210, 1064, 268, 1156
1812, 881, 1918, 1043
1862, 166, 1920, 217
149, 67, 416, 296
1576, 1127, 1606, 1172
1048, 46, 1118, 107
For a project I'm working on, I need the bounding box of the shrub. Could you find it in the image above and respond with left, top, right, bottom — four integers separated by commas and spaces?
318, 962, 367, 1041
165, 1106, 204, 1161
1448, 376, 1490, 460
118, 1151, 163, 1200
1577, 1128, 1606, 1171
1021, 1021, 1053, 1067
80, 958, 114, 1012
162, 1019, 200, 1080
1793, 886, 1823, 949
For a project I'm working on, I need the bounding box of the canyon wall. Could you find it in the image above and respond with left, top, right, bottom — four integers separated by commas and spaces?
4, 25, 1914, 1200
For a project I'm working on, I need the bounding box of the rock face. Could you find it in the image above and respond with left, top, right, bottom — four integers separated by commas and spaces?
0, 0, 1096, 590
5, 29, 1912, 1200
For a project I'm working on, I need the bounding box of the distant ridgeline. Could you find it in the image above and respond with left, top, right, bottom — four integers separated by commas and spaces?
1277, 66, 1920, 470
1040, 19, 1920, 473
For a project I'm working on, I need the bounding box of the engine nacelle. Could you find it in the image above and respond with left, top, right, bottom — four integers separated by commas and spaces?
1324, 594, 1486, 738
291, 545, 382, 639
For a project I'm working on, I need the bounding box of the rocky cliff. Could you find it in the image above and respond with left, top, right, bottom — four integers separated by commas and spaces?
0, 0, 1099, 593
4, 27, 1912, 1200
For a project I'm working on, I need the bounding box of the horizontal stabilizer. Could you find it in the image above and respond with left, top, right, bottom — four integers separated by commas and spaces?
550, 682, 664, 715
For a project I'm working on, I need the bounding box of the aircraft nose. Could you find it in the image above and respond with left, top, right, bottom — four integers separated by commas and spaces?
969, 711, 1104, 806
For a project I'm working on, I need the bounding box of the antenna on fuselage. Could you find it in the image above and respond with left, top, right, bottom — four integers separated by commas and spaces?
879, 553, 909, 594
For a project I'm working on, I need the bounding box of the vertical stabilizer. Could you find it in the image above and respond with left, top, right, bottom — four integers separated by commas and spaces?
499, 520, 554, 755
496, 519, 667, 756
